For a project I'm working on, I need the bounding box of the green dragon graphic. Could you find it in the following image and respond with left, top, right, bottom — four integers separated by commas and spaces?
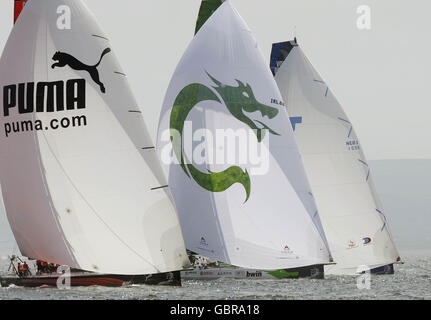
170, 72, 280, 202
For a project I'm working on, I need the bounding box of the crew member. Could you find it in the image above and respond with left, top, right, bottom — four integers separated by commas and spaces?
22, 261, 30, 277
49, 263, 56, 273
41, 260, 48, 273
36, 260, 43, 274
17, 263, 23, 277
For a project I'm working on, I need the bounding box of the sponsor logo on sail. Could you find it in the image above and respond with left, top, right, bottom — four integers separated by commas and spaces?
283, 245, 293, 254
167, 72, 281, 203
1, 48, 112, 138
2, 79, 87, 138
2, 48, 112, 138
346, 139, 360, 151
51, 48, 111, 93
200, 237, 208, 246
363, 237, 372, 245
289, 116, 302, 131
347, 240, 358, 249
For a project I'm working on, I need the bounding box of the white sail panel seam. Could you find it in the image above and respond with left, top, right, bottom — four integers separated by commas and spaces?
39, 131, 161, 273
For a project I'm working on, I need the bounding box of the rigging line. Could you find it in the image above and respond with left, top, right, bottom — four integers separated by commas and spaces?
38, 131, 161, 273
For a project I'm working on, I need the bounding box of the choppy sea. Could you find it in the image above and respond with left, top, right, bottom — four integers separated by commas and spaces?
0, 250, 429, 300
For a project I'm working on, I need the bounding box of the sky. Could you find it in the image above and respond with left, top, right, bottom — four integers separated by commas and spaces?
0, 0, 430, 160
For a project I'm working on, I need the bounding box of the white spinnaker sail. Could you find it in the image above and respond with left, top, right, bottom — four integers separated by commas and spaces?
0, 0, 189, 275
157, 2, 331, 270
273, 42, 400, 274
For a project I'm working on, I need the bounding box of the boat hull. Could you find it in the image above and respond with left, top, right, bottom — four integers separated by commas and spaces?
370, 264, 395, 275
181, 264, 324, 280
325, 263, 396, 275
0, 271, 181, 288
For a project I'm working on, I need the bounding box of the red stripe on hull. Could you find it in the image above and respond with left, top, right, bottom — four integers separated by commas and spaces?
7, 275, 126, 287
1, 271, 181, 287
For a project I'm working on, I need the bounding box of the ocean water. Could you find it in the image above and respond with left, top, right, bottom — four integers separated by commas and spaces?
0, 250, 429, 300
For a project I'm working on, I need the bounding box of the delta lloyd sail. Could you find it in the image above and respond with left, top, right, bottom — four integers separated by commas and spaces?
0, 0, 189, 286
271, 40, 401, 275
157, 1, 331, 275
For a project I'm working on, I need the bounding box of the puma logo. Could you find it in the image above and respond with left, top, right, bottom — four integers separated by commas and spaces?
51, 48, 111, 93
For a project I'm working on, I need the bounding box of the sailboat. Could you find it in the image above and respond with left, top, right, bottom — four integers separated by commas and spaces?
156, 0, 332, 280
270, 39, 401, 275
0, 0, 190, 287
